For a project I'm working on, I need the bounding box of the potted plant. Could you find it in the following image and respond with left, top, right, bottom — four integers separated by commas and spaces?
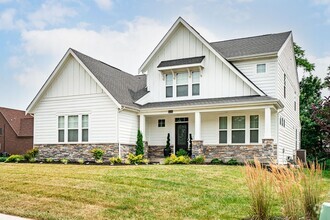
164, 133, 171, 157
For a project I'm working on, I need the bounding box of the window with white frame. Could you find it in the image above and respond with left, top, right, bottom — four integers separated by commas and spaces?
68, 115, 78, 142
219, 117, 227, 144
257, 64, 266, 73
176, 72, 188, 97
192, 71, 200, 96
284, 74, 287, 98
165, 74, 173, 98
232, 116, 245, 143
82, 115, 89, 142
158, 119, 165, 127
58, 116, 65, 142
250, 115, 259, 143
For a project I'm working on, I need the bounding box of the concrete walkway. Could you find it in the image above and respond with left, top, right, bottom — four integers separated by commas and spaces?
0, 214, 32, 220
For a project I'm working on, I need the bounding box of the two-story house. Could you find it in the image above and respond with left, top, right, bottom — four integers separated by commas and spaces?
26, 17, 300, 164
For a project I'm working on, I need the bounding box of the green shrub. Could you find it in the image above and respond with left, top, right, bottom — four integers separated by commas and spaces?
164, 154, 190, 165
109, 157, 122, 165
29, 158, 37, 163
5, 155, 25, 163
226, 158, 239, 165
90, 148, 104, 160
190, 156, 205, 164
95, 159, 103, 164
176, 149, 188, 157
210, 158, 223, 165
60, 158, 68, 164
126, 153, 148, 165
136, 130, 144, 156
45, 158, 53, 163
77, 159, 84, 164
0, 157, 8, 162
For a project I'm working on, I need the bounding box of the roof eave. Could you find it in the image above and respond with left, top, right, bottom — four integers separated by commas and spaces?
227, 52, 278, 61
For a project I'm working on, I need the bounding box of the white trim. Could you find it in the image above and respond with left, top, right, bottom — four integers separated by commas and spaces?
157, 62, 204, 71
138, 17, 265, 96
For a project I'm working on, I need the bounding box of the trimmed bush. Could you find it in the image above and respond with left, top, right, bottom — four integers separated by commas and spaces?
176, 149, 188, 157
109, 157, 122, 165
95, 159, 103, 164
190, 156, 205, 164
0, 157, 8, 162
126, 153, 148, 165
164, 154, 190, 165
136, 130, 144, 156
45, 158, 53, 163
77, 159, 84, 164
210, 158, 223, 165
5, 155, 25, 163
90, 148, 104, 161
226, 158, 239, 165
60, 158, 68, 164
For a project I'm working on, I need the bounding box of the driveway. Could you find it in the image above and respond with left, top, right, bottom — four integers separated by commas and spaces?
0, 214, 31, 220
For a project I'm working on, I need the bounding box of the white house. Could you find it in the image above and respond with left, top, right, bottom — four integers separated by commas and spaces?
26, 17, 300, 164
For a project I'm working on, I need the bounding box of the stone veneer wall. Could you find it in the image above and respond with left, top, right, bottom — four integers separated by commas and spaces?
120, 144, 135, 159
148, 145, 174, 162
35, 144, 119, 162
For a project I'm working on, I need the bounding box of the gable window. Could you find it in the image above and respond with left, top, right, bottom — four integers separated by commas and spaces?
158, 119, 165, 127
166, 74, 173, 98
192, 72, 200, 96
82, 115, 89, 142
250, 115, 259, 143
232, 116, 245, 143
176, 72, 188, 97
58, 116, 65, 142
257, 64, 266, 73
219, 117, 227, 143
284, 74, 287, 98
68, 115, 79, 142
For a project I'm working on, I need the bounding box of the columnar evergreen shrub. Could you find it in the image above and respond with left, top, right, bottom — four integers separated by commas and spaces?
136, 130, 144, 156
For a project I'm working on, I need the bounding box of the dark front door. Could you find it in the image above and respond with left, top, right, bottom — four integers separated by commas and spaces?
175, 123, 188, 153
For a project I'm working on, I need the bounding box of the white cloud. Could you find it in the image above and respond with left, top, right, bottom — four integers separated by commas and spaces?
28, 1, 77, 29
0, 8, 16, 30
0, 0, 11, 3
94, 0, 112, 10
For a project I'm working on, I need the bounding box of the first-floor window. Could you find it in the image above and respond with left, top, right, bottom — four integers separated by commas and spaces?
58, 116, 64, 142
219, 117, 227, 143
250, 115, 259, 143
82, 115, 89, 142
232, 116, 245, 143
68, 115, 78, 142
158, 119, 165, 127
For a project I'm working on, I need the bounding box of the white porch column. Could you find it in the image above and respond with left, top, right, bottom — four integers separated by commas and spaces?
195, 111, 201, 140
139, 114, 146, 141
264, 107, 272, 139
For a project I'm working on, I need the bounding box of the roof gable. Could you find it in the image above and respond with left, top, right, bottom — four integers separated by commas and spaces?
0, 107, 33, 137
138, 17, 265, 96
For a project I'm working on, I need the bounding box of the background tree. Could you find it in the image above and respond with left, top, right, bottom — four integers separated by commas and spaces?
136, 130, 144, 156
294, 43, 315, 73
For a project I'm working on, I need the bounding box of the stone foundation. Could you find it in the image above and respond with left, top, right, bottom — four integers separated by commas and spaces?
35, 144, 119, 162
192, 140, 204, 157
148, 145, 174, 162
120, 144, 135, 159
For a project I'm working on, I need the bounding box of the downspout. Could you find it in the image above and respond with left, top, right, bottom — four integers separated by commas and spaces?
117, 106, 126, 158
276, 108, 284, 164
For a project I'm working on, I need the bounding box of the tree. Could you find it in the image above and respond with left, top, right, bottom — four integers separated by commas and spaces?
136, 130, 144, 156
294, 43, 315, 73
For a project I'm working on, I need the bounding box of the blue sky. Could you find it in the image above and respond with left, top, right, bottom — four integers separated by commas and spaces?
0, 0, 329, 110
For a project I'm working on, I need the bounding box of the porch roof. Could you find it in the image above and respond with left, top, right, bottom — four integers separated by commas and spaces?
140, 95, 282, 110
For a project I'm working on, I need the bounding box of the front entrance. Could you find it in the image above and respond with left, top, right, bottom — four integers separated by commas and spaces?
175, 122, 189, 153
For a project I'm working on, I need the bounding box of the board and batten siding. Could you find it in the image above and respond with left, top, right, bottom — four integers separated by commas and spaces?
138, 23, 257, 105
118, 110, 138, 145
276, 37, 301, 164
232, 58, 277, 97
33, 56, 118, 145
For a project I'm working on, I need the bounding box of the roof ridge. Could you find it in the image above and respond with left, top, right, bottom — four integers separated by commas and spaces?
210, 31, 292, 44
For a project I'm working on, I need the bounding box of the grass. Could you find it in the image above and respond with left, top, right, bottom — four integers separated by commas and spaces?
0, 164, 329, 220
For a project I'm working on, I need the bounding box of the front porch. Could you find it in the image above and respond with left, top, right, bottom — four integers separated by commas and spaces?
140, 105, 278, 163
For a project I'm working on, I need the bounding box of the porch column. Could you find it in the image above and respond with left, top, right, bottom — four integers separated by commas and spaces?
139, 114, 146, 141
195, 111, 201, 140
264, 107, 271, 139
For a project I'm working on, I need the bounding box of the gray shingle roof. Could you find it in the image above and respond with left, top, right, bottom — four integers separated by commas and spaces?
210, 31, 291, 59
157, 56, 205, 68
71, 49, 147, 109
141, 96, 280, 109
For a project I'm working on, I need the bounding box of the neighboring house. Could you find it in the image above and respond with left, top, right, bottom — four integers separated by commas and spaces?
27, 17, 300, 164
0, 107, 34, 155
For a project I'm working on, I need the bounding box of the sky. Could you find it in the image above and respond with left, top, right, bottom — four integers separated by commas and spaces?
0, 0, 329, 110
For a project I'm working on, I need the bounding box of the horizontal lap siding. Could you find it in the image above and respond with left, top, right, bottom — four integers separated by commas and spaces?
119, 110, 138, 145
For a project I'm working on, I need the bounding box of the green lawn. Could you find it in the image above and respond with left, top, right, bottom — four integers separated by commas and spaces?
0, 164, 329, 220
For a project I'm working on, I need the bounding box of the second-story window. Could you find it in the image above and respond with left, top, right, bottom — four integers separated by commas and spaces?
166, 74, 173, 98
257, 64, 266, 73
192, 71, 200, 96
176, 72, 188, 97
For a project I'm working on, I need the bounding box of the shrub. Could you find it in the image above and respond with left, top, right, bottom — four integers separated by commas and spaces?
45, 158, 53, 163
29, 158, 37, 163
210, 158, 223, 165
176, 149, 188, 157
226, 158, 239, 165
95, 159, 103, 164
0, 157, 8, 162
164, 154, 190, 165
136, 130, 144, 156
190, 156, 205, 164
90, 148, 104, 161
126, 153, 148, 165
27, 148, 39, 158
5, 155, 25, 163
245, 158, 274, 220
109, 157, 122, 165
77, 159, 84, 164
60, 158, 68, 164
